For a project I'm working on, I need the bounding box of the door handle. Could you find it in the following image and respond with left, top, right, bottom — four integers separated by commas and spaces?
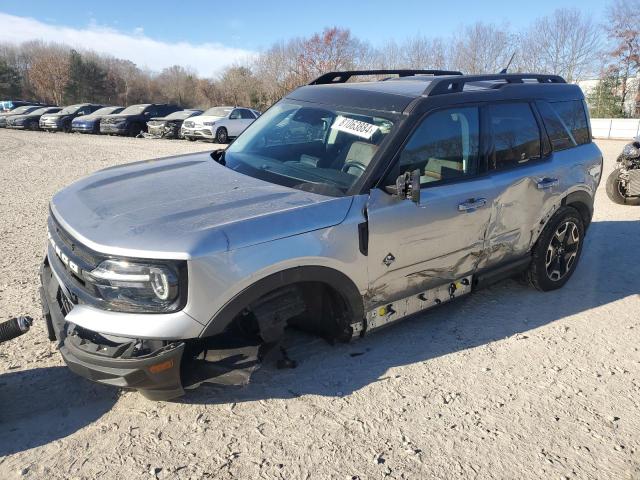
458, 197, 487, 212
537, 177, 559, 189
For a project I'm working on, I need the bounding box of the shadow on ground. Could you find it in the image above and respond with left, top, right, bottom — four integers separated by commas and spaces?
1, 220, 638, 452
0, 366, 118, 457
181, 219, 640, 405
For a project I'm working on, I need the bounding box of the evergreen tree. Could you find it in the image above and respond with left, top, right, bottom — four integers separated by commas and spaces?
0, 58, 22, 98
587, 73, 627, 118
64, 49, 108, 103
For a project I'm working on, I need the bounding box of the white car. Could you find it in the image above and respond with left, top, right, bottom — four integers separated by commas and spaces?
181, 106, 261, 143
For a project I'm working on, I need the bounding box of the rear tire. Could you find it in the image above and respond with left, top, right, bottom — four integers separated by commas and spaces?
526, 206, 585, 291
606, 169, 640, 205
215, 127, 228, 144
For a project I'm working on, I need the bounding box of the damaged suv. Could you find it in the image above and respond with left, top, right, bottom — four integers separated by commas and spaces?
40, 70, 602, 400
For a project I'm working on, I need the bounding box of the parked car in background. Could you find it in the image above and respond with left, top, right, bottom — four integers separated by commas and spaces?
100, 104, 181, 137
6, 106, 62, 130
181, 106, 260, 143
40, 104, 104, 132
145, 109, 203, 139
71, 106, 124, 134
0, 100, 44, 112
0, 105, 43, 128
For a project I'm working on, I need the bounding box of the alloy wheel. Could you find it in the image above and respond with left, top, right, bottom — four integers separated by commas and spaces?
545, 221, 580, 281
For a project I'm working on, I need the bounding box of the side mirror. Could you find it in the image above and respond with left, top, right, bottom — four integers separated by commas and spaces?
77, 112, 85, 116
386, 169, 421, 204
210, 149, 226, 165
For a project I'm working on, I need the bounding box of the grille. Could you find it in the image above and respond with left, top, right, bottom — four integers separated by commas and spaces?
628, 169, 640, 196
47, 214, 106, 306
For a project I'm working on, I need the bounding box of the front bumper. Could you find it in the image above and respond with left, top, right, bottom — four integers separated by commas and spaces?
147, 124, 180, 138
40, 259, 186, 400
181, 126, 214, 139
40, 121, 63, 131
72, 123, 96, 133
100, 124, 128, 135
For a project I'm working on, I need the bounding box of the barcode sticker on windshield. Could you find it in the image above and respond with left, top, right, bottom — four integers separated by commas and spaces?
331, 116, 379, 139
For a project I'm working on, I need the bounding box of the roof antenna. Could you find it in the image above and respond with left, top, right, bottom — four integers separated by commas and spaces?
500, 51, 516, 74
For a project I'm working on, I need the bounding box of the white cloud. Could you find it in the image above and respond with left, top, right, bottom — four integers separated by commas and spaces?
0, 12, 257, 77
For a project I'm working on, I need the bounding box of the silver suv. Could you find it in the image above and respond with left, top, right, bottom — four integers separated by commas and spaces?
40, 70, 603, 400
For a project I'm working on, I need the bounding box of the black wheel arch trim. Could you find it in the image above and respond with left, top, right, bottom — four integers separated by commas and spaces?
199, 266, 365, 338
561, 190, 594, 228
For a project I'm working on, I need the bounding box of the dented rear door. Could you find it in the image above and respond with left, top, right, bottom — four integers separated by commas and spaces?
479, 102, 562, 269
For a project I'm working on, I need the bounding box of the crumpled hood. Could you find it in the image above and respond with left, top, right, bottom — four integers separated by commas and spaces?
50, 152, 353, 259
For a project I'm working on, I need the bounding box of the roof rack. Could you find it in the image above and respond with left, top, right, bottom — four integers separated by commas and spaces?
308, 69, 463, 85
423, 73, 566, 96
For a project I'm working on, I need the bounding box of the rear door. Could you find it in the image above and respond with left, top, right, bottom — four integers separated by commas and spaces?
227, 109, 244, 136
480, 102, 562, 269
366, 105, 499, 304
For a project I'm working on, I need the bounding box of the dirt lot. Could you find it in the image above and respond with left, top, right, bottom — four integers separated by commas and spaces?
0, 129, 638, 479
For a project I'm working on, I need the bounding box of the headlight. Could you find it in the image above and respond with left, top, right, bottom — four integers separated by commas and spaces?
203, 121, 216, 126
622, 143, 640, 159
85, 259, 183, 313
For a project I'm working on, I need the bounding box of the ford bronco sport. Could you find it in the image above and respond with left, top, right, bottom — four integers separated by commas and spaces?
40, 70, 603, 400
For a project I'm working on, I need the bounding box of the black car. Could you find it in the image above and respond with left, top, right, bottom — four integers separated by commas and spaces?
0, 105, 43, 128
100, 104, 182, 137
39, 104, 104, 132
71, 106, 125, 134
6, 107, 62, 130
146, 109, 203, 139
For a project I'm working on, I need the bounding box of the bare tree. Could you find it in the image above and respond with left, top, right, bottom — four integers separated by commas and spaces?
451, 22, 515, 74
27, 44, 70, 104
604, 0, 640, 115
517, 9, 601, 81
373, 36, 449, 70
155, 65, 199, 107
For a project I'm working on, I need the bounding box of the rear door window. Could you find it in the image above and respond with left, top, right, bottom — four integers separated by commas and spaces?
239, 109, 255, 119
488, 103, 541, 170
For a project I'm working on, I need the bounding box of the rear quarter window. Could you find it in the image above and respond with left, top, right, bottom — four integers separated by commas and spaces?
538, 100, 590, 150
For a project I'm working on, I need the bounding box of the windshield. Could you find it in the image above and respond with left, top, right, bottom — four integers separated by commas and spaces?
224, 101, 395, 196
92, 106, 122, 116
8, 106, 36, 115
120, 105, 148, 115
165, 110, 198, 120
31, 107, 53, 115
203, 107, 232, 117
59, 105, 81, 115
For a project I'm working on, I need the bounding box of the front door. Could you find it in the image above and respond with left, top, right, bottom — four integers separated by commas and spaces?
365, 106, 496, 310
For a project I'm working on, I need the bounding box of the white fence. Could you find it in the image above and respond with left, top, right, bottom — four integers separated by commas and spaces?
591, 118, 640, 140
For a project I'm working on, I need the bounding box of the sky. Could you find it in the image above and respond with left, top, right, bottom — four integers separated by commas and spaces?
0, 0, 609, 77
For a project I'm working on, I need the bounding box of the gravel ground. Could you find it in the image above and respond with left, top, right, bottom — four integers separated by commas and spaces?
0, 129, 638, 480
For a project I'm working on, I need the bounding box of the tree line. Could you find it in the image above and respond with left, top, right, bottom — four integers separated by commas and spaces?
0, 1, 638, 117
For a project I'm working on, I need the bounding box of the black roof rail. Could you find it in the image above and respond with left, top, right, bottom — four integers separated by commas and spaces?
423, 73, 566, 96
308, 69, 463, 85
